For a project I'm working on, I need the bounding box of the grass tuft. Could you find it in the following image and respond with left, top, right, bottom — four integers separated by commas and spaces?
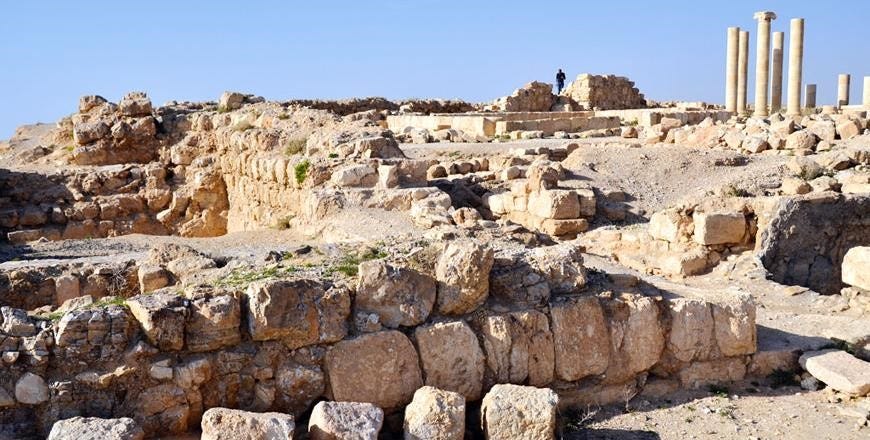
294, 160, 310, 185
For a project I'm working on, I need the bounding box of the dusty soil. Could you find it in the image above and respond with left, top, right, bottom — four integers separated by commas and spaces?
569, 381, 869, 440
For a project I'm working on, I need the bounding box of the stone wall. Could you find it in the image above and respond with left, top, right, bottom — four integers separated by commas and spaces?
0, 241, 758, 438
562, 74, 647, 110
490, 82, 558, 112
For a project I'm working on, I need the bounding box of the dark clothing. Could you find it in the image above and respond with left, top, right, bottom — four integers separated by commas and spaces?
556, 71, 566, 93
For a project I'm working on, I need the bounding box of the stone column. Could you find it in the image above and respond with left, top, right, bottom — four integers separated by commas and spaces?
725, 27, 740, 113
805, 84, 817, 109
838, 74, 850, 107
737, 31, 750, 116
787, 18, 805, 115
864, 76, 870, 108
753, 11, 777, 117
770, 31, 784, 113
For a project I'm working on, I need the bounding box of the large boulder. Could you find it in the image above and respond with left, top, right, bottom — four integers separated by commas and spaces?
73, 121, 109, 145
47, 417, 144, 440
355, 261, 435, 328
414, 321, 485, 400
245, 279, 349, 348
799, 350, 870, 396
435, 240, 494, 315
219, 91, 245, 111
480, 384, 558, 440
481, 311, 555, 387
404, 386, 465, 440
528, 190, 580, 219
549, 296, 610, 381
785, 130, 819, 150
325, 330, 422, 410
309, 401, 384, 440
200, 408, 295, 440
842, 247, 870, 291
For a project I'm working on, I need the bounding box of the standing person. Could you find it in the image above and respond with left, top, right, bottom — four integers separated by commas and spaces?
556, 69, 567, 94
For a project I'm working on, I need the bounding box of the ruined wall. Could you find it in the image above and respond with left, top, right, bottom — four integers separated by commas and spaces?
490, 82, 558, 112
0, 241, 758, 439
562, 74, 647, 110
758, 194, 870, 294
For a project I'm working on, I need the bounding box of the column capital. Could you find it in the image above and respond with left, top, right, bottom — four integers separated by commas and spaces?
753, 11, 777, 22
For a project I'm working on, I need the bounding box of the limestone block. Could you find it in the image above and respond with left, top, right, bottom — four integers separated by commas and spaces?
15, 372, 49, 405
549, 296, 610, 381
1, 306, 37, 337
602, 295, 665, 383
786, 156, 823, 179
677, 357, 747, 388
404, 386, 465, 440
186, 293, 241, 352
78, 95, 108, 113
377, 165, 399, 188
55, 274, 81, 305
414, 321, 485, 400
309, 401, 383, 440
73, 121, 109, 145
837, 119, 862, 140
784, 130, 819, 150
807, 120, 836, 143
356, 260, 435, 328
743, 135, 769, 153
118, 92, 153, 117
481, 311, 555, 387
529, 242, 587, 294
331, 165, 378, 188
245, 279, 349, 348
660, 247, 710, 276
843, 247, 870, 291
711, 293, 756, 356
648, 208, 692, 243
574, 188, 596, 217
480, 384, 558, 440
325, 330, 422, 409
200, 408, 294, 440
47, 417, 145, 440
138, 264, 170, 293
436, 240, 494, 315
274, 360, 325, 415
781, 177, 812, 195
692, 211, 746, 245
799, 349, 870, 396
538, 218, 588, 236
667, 298, 715, 363
127, 292, 187, 351
528, 190, 579, 219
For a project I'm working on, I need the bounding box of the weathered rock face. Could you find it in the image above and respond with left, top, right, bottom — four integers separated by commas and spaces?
759, 195, 870, 294
414, 321, 485, 400
489, 243, 586, 309
14, 372, 49, 405
355, 261, 435, 328
602, 295, 665, 384
47, 417, 145, 440
403, 386, 465, 440
245, 279, 349, 348
481, 384, 558, 440
666, 298, 715, 363
200, 407, 295, 440
562, 74, 647, 110
324, 330, 423, 410
435, 240, 494, 315
126, 293, 188, 351
309, 401, 384, 440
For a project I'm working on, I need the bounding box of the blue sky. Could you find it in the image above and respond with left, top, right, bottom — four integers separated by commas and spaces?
1, 1, 868, 138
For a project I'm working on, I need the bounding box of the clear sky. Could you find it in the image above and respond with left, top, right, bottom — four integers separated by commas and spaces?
1, 0, 868, 138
